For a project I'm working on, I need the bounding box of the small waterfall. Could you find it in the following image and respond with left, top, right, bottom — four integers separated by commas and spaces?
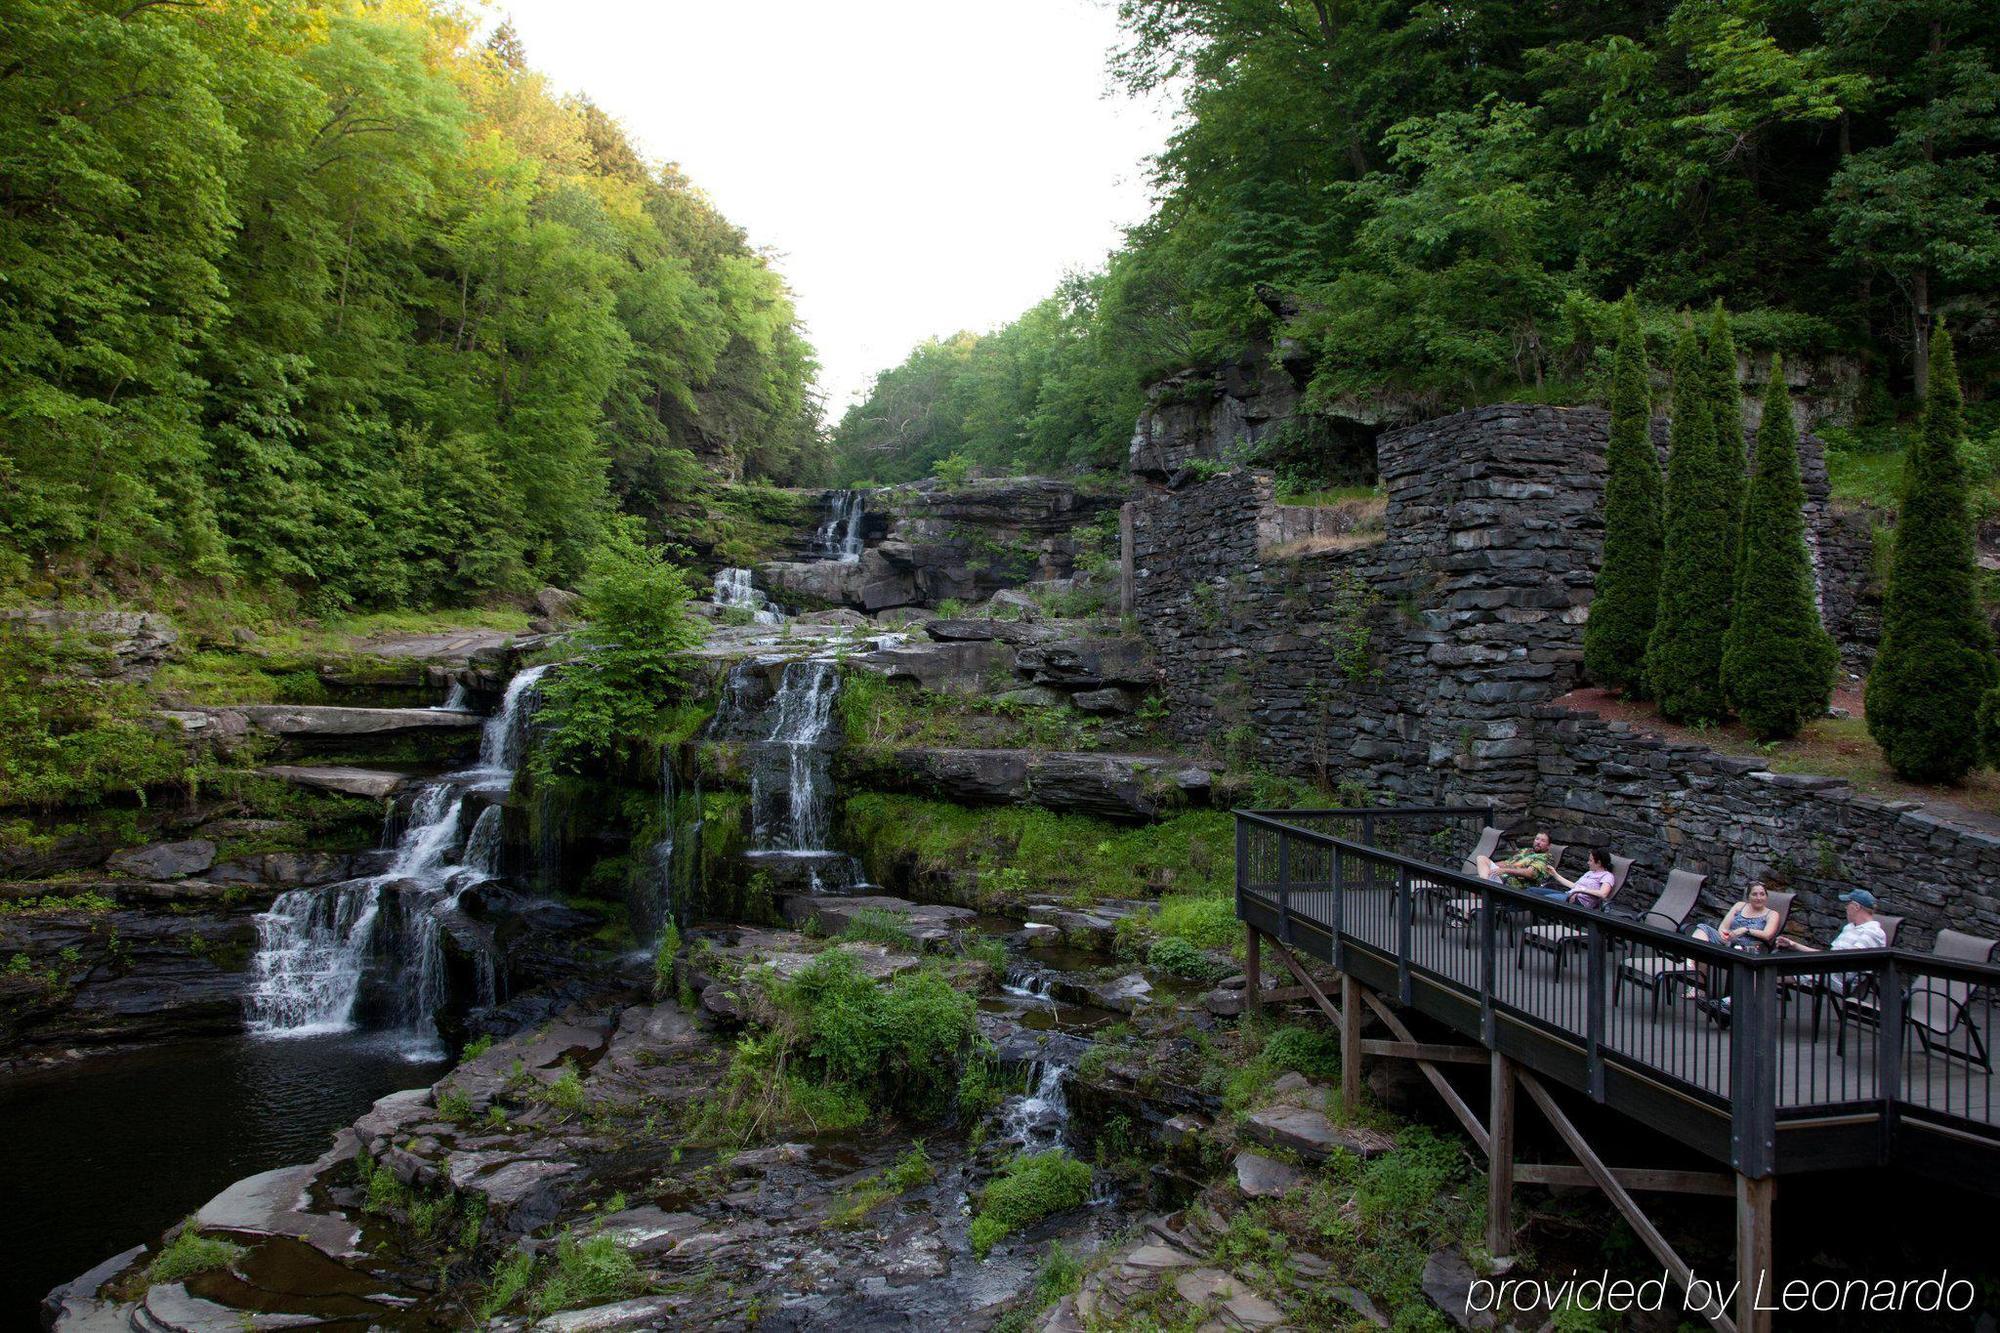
1001, 1054, 1075, 1154
814, 490, 868, 562
247, 664, 546, 1050
713, 567, 782, 624
758, 660, 841, 852
434, 680, 471, 712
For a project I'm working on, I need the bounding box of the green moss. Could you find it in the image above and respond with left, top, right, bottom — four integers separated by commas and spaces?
840, 794, 1231, 906
147, 1222, 246, 1284
0, 626, 188, 808
969, 1150, 1094, 1258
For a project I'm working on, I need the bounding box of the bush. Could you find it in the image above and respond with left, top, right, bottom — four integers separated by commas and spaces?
148, 1222, 245, 1284
1867, 324, 1999, 782
1646, 319, 1735, 722
969, 1150, 1094, 1257
531, 1230, 644, 1315
1147, 935, 1228, 981
1720, 359, 1838, 737
531, 538, 703, 778
1582, 295, 1661, 694
782, 951, 980, 1119
0, 626, 186, 808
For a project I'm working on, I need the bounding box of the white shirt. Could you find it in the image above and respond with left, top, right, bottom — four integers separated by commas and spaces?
1830, 918, 1887, 952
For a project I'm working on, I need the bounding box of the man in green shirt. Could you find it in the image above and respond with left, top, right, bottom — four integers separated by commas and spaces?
1476, 831, 1554, 886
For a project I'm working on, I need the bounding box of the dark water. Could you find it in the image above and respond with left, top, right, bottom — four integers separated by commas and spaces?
1, 1032, 445, 1325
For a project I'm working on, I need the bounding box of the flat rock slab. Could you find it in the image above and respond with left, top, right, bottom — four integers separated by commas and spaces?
1120, 1244, 1199, 1276
257, 765, 408, 799
1244, 1104, 1395, 1162
107, 840, 215, 880
778, 894, 976, 945
235, 705, 482, 736
532, 1296, 688, 1331
1173, 1270, 1286, 1329
196, 1162, 361, 1259
344, 628, 520, 662
140, 1283, 321, 1331
1423, 1247, 1496, 1331
1233, 1151, 1305, 1199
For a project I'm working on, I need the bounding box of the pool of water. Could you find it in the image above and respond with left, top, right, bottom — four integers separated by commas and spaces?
1, 1032, 446, 1325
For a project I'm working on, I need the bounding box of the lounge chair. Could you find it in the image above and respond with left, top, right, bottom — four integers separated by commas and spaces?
1835, 927, 1995, 1067
1615, 877, 1787, 1012
1439, 841, 1571, 932
1513, 854, 1636, 978
1783, 911, 1903, 1041
1414, 827, 1502, 915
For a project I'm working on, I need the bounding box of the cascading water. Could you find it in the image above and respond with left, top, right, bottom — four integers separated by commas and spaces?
1001, 1053, 1076, 1154
246, 666, 548, 1053
713, 567, 782, 625
757, 659, 841, 852
814, 490, 869, 562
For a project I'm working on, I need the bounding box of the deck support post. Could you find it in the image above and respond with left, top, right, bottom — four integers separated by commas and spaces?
1487, 1051, 1516, 1264
1340, 972, 1363, 1108
1735, 1174, 1775, 1333
1244, 923, 1262, 1017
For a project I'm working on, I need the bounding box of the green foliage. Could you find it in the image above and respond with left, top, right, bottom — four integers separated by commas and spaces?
1721, 359, 1838, 738
1146, 935, 1229, 982
1707, 302, 1747, 583
836, 908, 919, 951
1582, 297, 1659, 694
530, 1231, 645, 1316
779, 950, 980, 1120
931, 453, 974, 486
461, 1033, 495, 1062
147, 1222, 245, 1285
531, 540, 703, 777
1224, 1024, 1342, 1113
840, 794, 1232, 906
0, 627, 186, 808
1646, 321, 1734, 722
653, 920, 682, 997
1867, 324, 1999, 782
0, 1, 818, 602
481, 1250, 538, 1321
969, 1150, 1094, 1258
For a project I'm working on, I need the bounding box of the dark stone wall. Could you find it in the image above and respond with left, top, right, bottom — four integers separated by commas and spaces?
1130, 404, 1609, 808
1532, 705, 2000, 946
1129, 400, 1989, 946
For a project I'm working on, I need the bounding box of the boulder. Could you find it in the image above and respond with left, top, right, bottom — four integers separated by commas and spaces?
1233, 1151, 1304, 1199
1, 609, 178, 681
1244, 1104, 1396, 1162
534, 586, 582, 624
1422, 1247, 1496, 1331
235, 705, 482, 736
1071, 687, 1138, 715
851, 640, 1014, 695
256, 765, 406, 799
851, 748, 1211, 821
1016, 638, 1153, 689
759, 558, 868, 608
106, 839, 215, 880
922, 617, 1062, 646
777, 894, 976, 947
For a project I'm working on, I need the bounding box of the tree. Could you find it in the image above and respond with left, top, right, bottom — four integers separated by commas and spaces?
1582, 296, 1661, 695
1865, 323, 1997, 782
1646, 320, 1734, 723
1705, 302, 1744, 597
1720, 358, 1838, 738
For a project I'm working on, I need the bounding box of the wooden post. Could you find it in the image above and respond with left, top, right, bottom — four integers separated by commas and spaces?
1736, 1173, 1775, 1333
1487, 1052, 1517, 1263
1244, 923, 1262, 1016
1340, 973, 1363, 1108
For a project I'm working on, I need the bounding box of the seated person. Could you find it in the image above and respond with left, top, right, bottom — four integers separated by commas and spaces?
1543, 847, 1617, 909
1690, 882, 1782, 953
1476, 832, 1555, 888
1772, 888, 1886, 993
1705, 889, 1885, 1022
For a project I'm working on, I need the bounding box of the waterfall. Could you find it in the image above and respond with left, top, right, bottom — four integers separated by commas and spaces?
247, 664, 546, 1051
754, 660, 841, 852
814, 490, 868, 562
713, 567, 782, 624
1001, 1054, 1075, 1154
434, 680, 471, 712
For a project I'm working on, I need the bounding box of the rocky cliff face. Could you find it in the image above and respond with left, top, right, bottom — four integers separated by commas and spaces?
758, 477, 1117, 611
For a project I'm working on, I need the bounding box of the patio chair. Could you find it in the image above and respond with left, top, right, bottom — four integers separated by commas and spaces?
1414, 826, 1502, 915
1782, 911, 1902, 1041
1835, 927, 1995, 1068
1513, 854, 1635, 978
1440, 841, 1571, 934
1615, 876, 1788, 1012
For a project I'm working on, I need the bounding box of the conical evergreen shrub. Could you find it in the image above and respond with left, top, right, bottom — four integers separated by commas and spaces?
1646, 320, 1734, 722
1720, 359, 1838, 738
1866, 322, 1998, 782
1706, 302, 1746, 597
1583, 296, 1662, 695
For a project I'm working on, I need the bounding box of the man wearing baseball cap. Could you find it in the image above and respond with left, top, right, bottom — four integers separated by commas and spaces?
1773, 888, 1888, 993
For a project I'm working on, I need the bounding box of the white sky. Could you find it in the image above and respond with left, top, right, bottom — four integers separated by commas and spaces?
488, 0, 1176, 418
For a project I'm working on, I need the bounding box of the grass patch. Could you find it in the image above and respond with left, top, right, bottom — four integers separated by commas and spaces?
836, 907, 918, 950
147, 1222, 245, 1284
841, 794, 1232, 906
530, 1230, 645, 1316
1224, 1024, 1343, 1114
969, 1150, 1094, 1258
837, 669, 1125, 755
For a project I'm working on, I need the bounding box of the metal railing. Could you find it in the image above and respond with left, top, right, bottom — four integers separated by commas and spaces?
1236, 808, 2000, 1174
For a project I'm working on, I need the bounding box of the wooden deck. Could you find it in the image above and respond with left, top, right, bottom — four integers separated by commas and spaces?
1236, 810, 2000, 1189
